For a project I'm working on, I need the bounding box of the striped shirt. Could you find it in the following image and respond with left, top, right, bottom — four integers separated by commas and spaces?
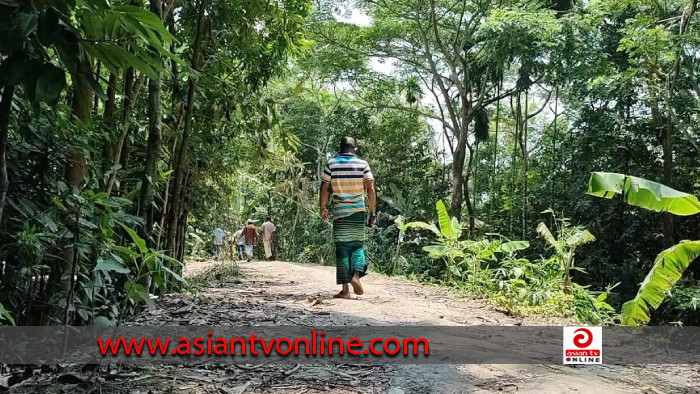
322, 153, 374, 220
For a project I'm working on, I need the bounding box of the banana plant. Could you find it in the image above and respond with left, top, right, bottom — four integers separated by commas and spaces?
402, 200, 463, 281
587, 172, 700, 325
537, 209, 595, 295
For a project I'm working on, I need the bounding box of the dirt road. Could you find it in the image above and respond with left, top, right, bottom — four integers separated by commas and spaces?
11, 259, 698, 394
172, 260, 698, 394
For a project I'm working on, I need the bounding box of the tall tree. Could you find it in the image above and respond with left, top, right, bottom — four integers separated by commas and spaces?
166, 0, 207, 257
318, 0, 563, 231
139, 0, 165, 244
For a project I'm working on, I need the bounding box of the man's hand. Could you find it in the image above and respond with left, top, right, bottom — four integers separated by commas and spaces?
367, 212, 377, 228
319, 181, 330, 221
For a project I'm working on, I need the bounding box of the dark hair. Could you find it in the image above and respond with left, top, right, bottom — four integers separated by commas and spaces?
266, 216, 272, 221
339, 137, 357, 153
247, 220, 253, 224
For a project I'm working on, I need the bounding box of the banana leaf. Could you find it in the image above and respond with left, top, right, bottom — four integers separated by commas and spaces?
588, 172, 700, 216
621, 240, 700, 325
436, 200, 460, 240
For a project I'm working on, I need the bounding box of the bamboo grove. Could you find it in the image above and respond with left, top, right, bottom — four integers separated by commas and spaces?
0, 0, 311, 325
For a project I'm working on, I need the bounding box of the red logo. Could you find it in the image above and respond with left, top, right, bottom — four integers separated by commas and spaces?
573, 328, 593, 348
564, 327, 602, 364
566, 350, 600, 357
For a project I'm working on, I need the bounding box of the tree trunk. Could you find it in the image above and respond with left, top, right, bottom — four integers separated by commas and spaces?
472, 142, 478, 212
139, 0, 164, 245
650, 87, 674, 248
166, 0, 206, 258
509, 94, 520, 236
521, 91, 528, 240
105, 67, 136, 196
177, 208, 188, 264
449, 131, 467, 219
92, 62, 101, 115
157, 137, 178, 250
551, 85, 558, 198
63, 63, 93, 305
0, 84, 15, 224
491, 89, 500, 222
65, 72, 92, 192
101, 73, 118, 178
157, 12, 182, 251
661, 134, 674, 248
463, 144, 476, 234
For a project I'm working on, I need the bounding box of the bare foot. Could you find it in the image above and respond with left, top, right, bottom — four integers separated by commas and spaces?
350, 277, 364, 295
333, 291, 352, 299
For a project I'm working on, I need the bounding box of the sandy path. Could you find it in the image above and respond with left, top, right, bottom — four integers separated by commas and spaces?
9, 260, 697, 394
177, 260, 699, 394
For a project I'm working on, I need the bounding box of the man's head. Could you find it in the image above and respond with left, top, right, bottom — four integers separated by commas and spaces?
339, 137, 357, 154
247, 220, 253, 225
266, 216, 272, 222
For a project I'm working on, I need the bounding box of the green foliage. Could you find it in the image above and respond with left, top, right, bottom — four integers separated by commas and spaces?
537, 210, 596, 294
660, 279, 700, 325
0, 0, 313, 326
588, 172, 700, 216
474, 107, 490, 143
0, 0, 177, 108
0, 302, 15, 325
2, 0, 699, 330
588, 172, 700, 325
403, 200, 613, 324
621, 241, 700, 325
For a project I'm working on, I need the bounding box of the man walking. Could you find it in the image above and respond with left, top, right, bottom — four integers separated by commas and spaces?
232, 226, 245, 261
212, 227, 224, 260
261, 217, 276, 261
319, 137, 376, 298
241, 220, 258, 262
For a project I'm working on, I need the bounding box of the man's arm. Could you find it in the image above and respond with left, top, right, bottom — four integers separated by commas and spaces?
364, 179, 376, 214
365, 179, 377, 227
319, 161, 332, 221
363, 161, 376, 227
319, 181, 330, 220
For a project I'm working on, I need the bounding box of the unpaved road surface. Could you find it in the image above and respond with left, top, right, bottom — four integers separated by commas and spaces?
177, 260, 698, 394
9, 259, 699, 393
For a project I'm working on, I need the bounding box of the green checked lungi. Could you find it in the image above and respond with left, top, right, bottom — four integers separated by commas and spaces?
333, 211, 368, 284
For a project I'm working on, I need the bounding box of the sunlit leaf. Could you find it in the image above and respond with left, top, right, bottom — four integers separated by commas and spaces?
621, 240, 700, 326
588, 172, 700, 216
436, 200, 458, 240
499, 240, 530, 253
566, 230, 595, 247
402, 221, 440, 237
536, 222, 560, 252
0, 303, 15, 325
